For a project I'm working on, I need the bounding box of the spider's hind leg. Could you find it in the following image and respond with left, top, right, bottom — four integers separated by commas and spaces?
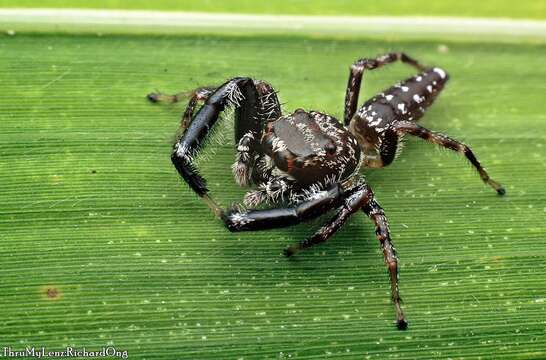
344, 52, 427, 125
394, 120, 505, 195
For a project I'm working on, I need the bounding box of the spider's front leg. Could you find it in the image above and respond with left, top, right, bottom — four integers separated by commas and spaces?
223, 183, 347, 232
150, 77, 282, 217
284, 180, 408, 330
165, 77, 261, 215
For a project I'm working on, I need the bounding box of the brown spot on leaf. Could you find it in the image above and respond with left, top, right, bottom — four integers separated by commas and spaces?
40, 285, 62, 301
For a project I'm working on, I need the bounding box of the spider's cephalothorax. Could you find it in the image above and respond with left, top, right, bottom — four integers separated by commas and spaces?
148, 52, 505, 330
260, 110, 361, 188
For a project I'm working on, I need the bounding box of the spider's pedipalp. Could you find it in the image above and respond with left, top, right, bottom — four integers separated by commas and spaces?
242, 177, 295, 207
232, 131, 255, 186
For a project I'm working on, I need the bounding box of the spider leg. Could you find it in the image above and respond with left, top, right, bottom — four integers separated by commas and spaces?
235, 80, 281, 144
179, 88, 214, 133
165, 78, 284, 217
394, 121, 505, 195
284, 180, 408, 330
283, 181, 370, 256
222, 183, 349, 232
169, 77, 263, 215
344, 52, 427, 125
361, 194, 407, 330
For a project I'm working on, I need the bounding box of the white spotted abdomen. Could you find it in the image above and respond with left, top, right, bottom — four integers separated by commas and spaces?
360, 67, 449, 124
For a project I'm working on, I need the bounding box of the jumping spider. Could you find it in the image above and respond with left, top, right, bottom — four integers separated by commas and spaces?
147, 53, 505, 330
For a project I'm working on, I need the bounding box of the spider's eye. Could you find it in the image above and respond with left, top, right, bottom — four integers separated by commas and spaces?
324, 142, 337, 155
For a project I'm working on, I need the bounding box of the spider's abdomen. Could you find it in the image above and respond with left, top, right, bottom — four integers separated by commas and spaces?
350, 67, 449, 168
261, 109, 361, 186
363, 67, 449, 123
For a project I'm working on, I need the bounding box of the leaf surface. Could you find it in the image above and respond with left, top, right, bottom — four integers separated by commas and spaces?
0, 27, 545, 359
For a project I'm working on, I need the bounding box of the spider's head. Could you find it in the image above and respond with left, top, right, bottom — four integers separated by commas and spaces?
262, 110, 361, 186
348, 114, 399, 168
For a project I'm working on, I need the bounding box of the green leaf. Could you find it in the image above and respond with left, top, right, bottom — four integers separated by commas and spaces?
1, 24, 545, 360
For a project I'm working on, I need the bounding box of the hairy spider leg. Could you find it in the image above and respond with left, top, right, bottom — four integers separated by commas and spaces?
284, 180, 371, 256
162, 78, 286, 216
234, 80, 281, 143
344, 52, 427, 125
361, 197, 407, 330
169, 78, 259, 203
282, 181, 407, 329
148, 80, 282, 188
394, 121, 506, 195
222, 183, 348, 232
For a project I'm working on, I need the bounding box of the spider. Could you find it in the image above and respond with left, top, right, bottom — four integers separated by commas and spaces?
147, 52, 505, 330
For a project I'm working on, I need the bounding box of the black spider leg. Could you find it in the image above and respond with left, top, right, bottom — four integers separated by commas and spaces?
283, 180, 408, 330
394, 121, 505, 195
344, 52, 427, 125
283, 181, 369, 256
168, 77, 263, 215
222, 183, 350, 231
